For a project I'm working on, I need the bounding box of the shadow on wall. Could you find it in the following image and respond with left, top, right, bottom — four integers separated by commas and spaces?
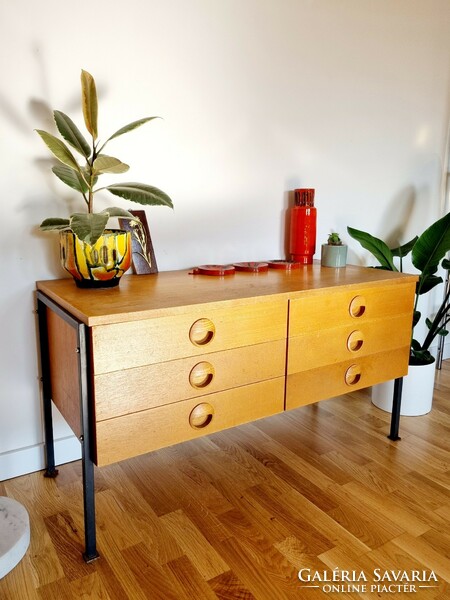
377, 186, 416, 247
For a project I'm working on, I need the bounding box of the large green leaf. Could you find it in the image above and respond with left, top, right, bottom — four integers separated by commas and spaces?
40, 217, 70, 230
347, 226, 397, 271
81, 70, 98, 140
409, 347, 435, 365
391, 236, 418, 258
417, 273, 442, 295
54, 110, 91, 158
93, 155, 129, 174
105, 117, 159, 144
52, 164, 88, 194
36, 130, 80, 171
412, 212, 450, 277
70, 212, 109, 245
106, 183, 173, 207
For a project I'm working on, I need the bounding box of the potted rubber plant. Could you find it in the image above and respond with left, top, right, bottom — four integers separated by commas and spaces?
347, 212, 450, 415
321, 232, 347, 267
36, 70, 173, 288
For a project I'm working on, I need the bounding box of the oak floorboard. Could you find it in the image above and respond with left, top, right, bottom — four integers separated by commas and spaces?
160, 509, 229, 580
164, 554, 219, 600
121, 542, 184, 600
208, 569, 258, 600
0, 360, 449, 599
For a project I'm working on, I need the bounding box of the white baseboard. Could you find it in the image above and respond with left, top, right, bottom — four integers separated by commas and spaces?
0, 435, 81, 482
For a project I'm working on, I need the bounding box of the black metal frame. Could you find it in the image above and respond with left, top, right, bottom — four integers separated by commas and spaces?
36, 291, 99, 562
388, 377, 403, 441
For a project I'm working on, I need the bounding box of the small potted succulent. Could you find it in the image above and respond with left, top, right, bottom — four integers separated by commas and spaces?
321, 232, 347, 267
36, 70, 173, 287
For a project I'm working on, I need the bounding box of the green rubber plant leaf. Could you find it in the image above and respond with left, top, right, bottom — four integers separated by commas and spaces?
412, 212, 450, 277
93, 155, 130, 174
101, 207, 136, 218
52, 164, 88, 194
106, 183, 173, 207
103, 117, 159, 146
70, 212, 109, 245
442, 258, 450, 270
35, 130, 81, 172
81, 69, 98, 140
347, 226, 397, 271
53, 110, 91, 158
40, 217, 71, 230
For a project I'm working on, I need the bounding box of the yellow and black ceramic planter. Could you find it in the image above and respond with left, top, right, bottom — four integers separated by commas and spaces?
60, 229, 132, 288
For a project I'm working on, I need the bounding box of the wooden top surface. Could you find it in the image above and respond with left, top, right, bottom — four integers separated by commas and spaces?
36, 262, 417, 326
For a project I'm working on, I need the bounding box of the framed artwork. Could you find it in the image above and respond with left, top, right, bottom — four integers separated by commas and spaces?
118, 210, 158, 274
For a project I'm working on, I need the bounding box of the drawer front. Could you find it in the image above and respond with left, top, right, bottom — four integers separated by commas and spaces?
92, 299, 287, 374
289, 282, 415, 336
95, 339, 286, 420
286, 347, 410, 410
95, 377, 285, 466
287, 313, 412, 374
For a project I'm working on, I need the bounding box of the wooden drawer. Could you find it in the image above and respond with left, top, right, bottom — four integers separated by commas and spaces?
287, 313, 412, 374
289, 282, 415, 336
286, 347, 410, 410
95, 377, 285, 466
94, 339, 286, 420
91, 299, 287, 374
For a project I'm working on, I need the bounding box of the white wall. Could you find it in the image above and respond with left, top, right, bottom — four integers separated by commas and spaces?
1, 0, 449, 480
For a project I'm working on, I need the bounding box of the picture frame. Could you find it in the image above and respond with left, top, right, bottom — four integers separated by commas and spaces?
118, 210, 158, 274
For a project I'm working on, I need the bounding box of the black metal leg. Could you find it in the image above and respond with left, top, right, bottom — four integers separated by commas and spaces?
37, 298, 59, 478
81, 442, 98, 562
37, 292, 99, 561
388, 377, 403, 441
77, 322, 99, 563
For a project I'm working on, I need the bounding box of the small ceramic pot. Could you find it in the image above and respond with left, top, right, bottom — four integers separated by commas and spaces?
321, 244, 347, 268
60, 229, 132, 288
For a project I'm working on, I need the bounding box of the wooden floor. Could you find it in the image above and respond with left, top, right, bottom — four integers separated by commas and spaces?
1, 361, 449, 599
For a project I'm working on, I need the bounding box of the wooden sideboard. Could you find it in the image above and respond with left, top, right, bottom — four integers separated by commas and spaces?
36, 263, 417, 560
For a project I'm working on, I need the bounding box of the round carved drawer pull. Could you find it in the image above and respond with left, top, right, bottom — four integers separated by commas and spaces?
345, 364, 362, 386
189, 361, 215, 389
189, 403, 215, 429
349, 296, 366, 318
347, 330, 364, 352
189, 318, 216, 346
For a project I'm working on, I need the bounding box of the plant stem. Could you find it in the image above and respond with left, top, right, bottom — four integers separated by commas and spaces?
421, 286, 450, 350
87, 137, 97, 214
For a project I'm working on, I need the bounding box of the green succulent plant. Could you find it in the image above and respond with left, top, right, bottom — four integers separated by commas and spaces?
348, 212, 450, 365
327, 232, 343, 245
36, 70, 173, 246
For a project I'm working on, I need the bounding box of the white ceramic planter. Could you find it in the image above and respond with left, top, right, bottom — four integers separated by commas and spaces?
0, 497, 30, 579
321, 244, 347, 267
371, 361, 436, 416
